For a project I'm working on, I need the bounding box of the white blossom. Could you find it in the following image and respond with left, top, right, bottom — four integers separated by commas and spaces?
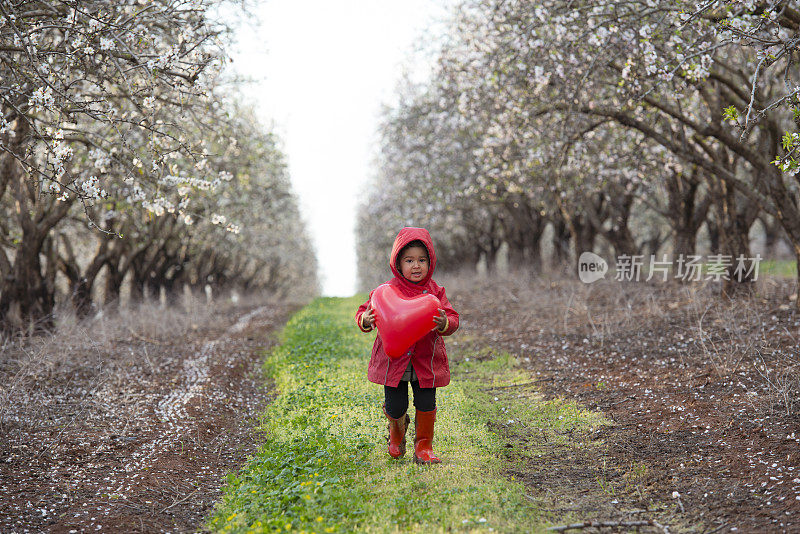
30, 86, 55, 112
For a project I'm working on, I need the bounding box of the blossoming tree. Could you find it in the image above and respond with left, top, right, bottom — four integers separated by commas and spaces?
0, 1, 317, 329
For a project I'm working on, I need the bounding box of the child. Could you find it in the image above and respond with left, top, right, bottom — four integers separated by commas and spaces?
355, 227, 459, 464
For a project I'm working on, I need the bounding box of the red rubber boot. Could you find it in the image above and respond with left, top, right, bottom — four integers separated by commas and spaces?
383, 404, 410, 459
413, 408, 442, 464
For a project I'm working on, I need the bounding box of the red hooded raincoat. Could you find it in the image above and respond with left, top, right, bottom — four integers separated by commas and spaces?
355, 227, 459, 388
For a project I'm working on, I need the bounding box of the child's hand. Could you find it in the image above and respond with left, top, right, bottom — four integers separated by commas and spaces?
432, 308, 447, 332
361, 305, 376, 329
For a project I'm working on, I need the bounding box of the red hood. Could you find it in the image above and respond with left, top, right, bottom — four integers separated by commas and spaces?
389, 227, 437, 289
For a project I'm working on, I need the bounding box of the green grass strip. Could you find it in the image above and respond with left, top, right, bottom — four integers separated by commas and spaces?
208, 296, 601, 533
760, 259, 797, 278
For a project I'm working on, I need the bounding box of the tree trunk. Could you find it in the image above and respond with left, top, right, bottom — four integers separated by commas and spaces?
550, 217, 572, 269
500, 199, 546, 273
710, 178, 760, 296
71, 279, 93, 317
481, 244, 499, 274
104, 260, 125, 309
0, 237, 54, 332
130, 275, 146, 302
163, 269, 181, 305
760, 214, 788, 257
59, 248, 93, 317
665, 169, 711, 261
706, 216, 721, 255
556, 193, 603, 274
600, 190, 638, 258
795, 243, 800, 312
0, 120, 47, 330
478, 215, 503, 274
573, 217, 598, 266
674, 227, 700, 263
0, 118, 71, 332
58, 233, 115, 317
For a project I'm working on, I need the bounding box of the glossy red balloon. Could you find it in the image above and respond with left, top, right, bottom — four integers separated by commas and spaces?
371, 283, 441, 358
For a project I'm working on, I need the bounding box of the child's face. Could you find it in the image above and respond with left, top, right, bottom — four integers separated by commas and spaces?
399, 246, 429, 283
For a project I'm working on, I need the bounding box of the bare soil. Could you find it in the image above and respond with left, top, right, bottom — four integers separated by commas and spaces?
5, 276, 800, 533
448, 273, 800, 533
0, 300, 296, 533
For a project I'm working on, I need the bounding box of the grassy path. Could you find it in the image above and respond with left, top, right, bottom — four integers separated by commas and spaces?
209, 297, 606, 533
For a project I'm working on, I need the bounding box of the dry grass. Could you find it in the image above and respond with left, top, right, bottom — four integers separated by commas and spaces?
0, 290, 286, 433
441, 267, 800, 416
446, 268, 800, 530
0, 290, 298, 532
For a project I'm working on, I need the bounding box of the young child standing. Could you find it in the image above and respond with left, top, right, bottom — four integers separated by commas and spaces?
355, 227, 459, 464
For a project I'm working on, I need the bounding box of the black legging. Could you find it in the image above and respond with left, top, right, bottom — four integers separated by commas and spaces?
384, 380, 436, 419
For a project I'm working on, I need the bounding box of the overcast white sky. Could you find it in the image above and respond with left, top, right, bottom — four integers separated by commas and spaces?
228, 1, 455, 296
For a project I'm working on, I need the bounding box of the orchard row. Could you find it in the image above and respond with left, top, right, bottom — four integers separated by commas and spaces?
358, 0, 800, 306
0, 1, 317, 330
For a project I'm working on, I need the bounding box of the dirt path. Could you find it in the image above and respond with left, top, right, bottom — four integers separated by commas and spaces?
449, 275, 800, 533
0, 302, 295, 533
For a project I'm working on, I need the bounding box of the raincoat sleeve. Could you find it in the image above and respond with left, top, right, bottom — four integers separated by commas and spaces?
355, 290, 375, 333
435, 286, 459, 336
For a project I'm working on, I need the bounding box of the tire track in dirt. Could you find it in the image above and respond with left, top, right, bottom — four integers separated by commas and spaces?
0, 302, 296, 533
155, 306, 270, 430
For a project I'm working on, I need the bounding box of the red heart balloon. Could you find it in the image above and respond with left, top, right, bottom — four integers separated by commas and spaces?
371, 284, 440, 358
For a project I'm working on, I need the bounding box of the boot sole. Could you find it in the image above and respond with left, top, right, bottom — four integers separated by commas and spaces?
413, 455, 442, 465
